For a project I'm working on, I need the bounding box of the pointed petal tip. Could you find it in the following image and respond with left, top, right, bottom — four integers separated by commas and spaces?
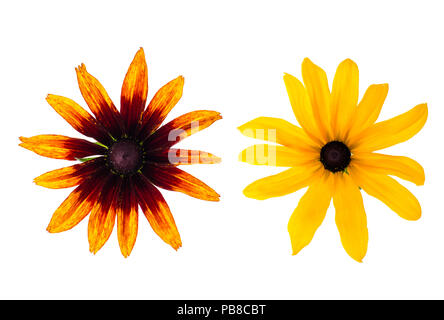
120, 249, 131, 258
213, 156, 222, 164
46, 222, 65, 234
214, 112, 223, 120
350, 255, 364, 263
341, 58, 356, 65
302, 57, 314, 67
75, 63, 85, 71
172, 241, 182, 251
291, 249, 300, 256
134, 47, 146, 60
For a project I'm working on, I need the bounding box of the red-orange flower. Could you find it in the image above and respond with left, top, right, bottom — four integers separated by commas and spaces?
20, 48, 221, 257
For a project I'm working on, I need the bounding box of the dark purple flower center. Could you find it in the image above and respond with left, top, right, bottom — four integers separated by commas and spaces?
320, 141, 351, 173
108, 139, 142, 175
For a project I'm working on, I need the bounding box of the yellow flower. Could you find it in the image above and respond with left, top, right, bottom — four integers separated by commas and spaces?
238, 58, 427, 262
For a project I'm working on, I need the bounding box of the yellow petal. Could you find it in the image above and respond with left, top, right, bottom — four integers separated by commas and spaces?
243, 163, 322, 200
333, 173, 368, 262
350, 103, 428, 152
238, 144, 318, 167
288, 172, 333, 255
349, 165, 421, 221
301, 58, 331, 141
283, 73, 324, 145
330, 59, 359, 141
238, 117, 318, 152
346, 84, 388, 143
352, 152, 425, 186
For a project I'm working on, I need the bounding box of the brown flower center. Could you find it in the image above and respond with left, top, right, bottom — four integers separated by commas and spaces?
320, 141, 351, 173
107, 139, 143, 175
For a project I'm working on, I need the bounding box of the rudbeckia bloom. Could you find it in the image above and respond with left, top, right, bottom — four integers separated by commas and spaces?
20, 48, 221, 257
238, 58, 427, 262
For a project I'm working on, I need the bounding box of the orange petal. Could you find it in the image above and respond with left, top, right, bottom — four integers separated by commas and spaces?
46, 170, 108, 233
144, 110, 222, 150
121, 48, 148, 134
88, 175, 121, 254
116, 178, 139, 257
147, 148, 221, 166
46, 94, 110, 144
139, 76, 184, 139
135, 174, 182, 250
34, 157, 105, 189
76, 63, 123, 138
145, 165, 220, 201
19, 135, 106, 160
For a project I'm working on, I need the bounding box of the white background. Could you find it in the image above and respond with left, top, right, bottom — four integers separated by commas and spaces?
1, 0, 443, 299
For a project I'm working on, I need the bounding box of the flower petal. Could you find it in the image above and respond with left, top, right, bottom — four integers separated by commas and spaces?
301, 58, 331, 141
135, 174, 182, 250
352, 152, 425, 186
243, 162, 322, 200
116, 177, 139, 258
333, 173, 368, 262
144, 110, 222, 150
349, 164, 421, 221
288, 172, 333, 255
46, 169, 108, 233
350, 103, 428, 152
120, 48, 148, 135
76, 63, 123, 138
34, 157, 106, 189
144, 165, 220, 201
283, 73, 324, 145
330, 59, 359, 140
19, 135, 106, 160
46, 94, 111, 144
238, 117, 319, 151
138, 76, 184, 140
146, 149, 221, 166
239, 144, 318, 167
88, 175, 121, 254
346, 84, 388, 143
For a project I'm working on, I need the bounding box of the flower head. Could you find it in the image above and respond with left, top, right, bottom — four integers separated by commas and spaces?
238, 58, 427, 262
20, 48, 221, 257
